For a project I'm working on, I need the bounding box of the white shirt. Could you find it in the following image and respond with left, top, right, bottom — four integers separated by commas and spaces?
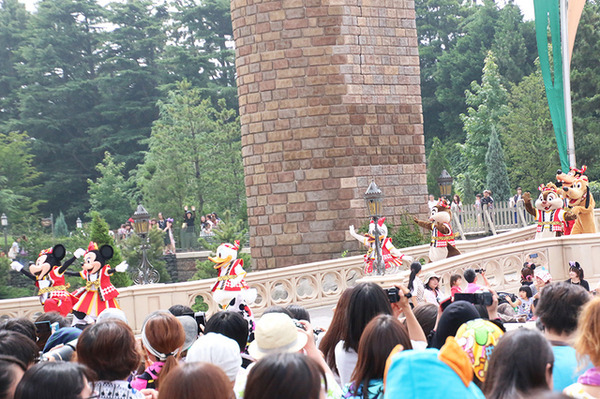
334, 340, 358, 387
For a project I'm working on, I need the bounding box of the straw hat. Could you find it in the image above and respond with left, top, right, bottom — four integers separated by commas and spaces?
423, 271, 441, 285
247, 313, 307, 359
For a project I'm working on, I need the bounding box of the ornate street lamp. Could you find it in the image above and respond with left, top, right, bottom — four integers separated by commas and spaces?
76, 217, 83, 229
131, 204, 159, 284
438, 169, 453, 197
1, 213, 7, 254
364, 181, 385, 275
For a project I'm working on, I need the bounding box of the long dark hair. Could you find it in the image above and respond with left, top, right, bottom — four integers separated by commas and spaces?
407, 261, 422, 291
483, 328, 554, 399
349, 315, 412, 398
343, 283, 392, 352
245, 353, 326, 399
14, 362, 95, 399
319, 287, 354, 374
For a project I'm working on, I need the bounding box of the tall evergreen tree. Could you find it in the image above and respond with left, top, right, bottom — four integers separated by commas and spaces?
426, 137, 452, 197
54, 211, 69, 237
87, 152, 133, 230
485, 126, 511, 200
460, 50, 509, 191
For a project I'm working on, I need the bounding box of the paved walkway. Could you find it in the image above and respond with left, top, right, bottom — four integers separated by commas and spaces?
308, 304, 334, 330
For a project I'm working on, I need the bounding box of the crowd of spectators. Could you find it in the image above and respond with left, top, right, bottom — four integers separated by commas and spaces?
0, 258, 597, 399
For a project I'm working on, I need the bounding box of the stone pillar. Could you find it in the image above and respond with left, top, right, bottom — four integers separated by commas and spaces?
231, 0, 427, 269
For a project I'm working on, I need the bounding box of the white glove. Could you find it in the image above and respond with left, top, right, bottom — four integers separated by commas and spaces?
74, 248, 86, 258
10, 261, 24, 272
114, 261, 128, 273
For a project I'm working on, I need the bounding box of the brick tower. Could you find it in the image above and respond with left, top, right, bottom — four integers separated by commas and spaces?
231, 0, 428, 269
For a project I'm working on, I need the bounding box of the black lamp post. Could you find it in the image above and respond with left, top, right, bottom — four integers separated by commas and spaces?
132, 204, 159, 284
437, 169, 453, 198
364, 181, 385, 275
1, 213, 7, 255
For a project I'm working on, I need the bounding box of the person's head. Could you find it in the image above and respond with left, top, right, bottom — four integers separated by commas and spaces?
484, 190, 491, 197
14, 362, 94, 399
450, 274, 463, 287
535, 282, 590, 336
245, 353, 326, 399
521, 266, 535, 283
413, 303, 438, 340
568, 261, 584, 281
150, 219, 157, 227
350, 315, 411, 391
158, 362, 232, 399
0, 355, 26, 399
0, 319, 36, 343
431, 301, 480, 349
168, 304, 194, 317
204, 311, 248, 352
424, 273, 440, 291
139, 311, 185, 387
454, 194, 460, 202
76, 319, 140, 381
158, 212, 163, 220
248, 313, 307, 360
407, 261, 422, 291
517, 187, 522, 194
483, 328, 554, 399
285, 305, 311, 322
574, 297, 600, 367
262, 305, 294, 318
186, 212, 192, 219
200, 215, 206, 223
344, 282, 392, 352
0, 331, 38, 368
519, 286, 533, 299
429, 194, 435, 201
464, 268, 477, 284
476, 194, 482, 199
186, 333, 241, 382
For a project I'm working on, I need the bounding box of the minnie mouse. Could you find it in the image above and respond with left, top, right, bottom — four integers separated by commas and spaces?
71, 242, 128, 325
10, 244, 85, 316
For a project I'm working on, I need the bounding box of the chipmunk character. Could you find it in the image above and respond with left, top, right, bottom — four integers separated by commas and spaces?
10, 244, 85, 316
210, 241, 257, 309
556, 165, 596, 234
71, 242, 128, 325
349, 218, 412, 275
413, 198, 461, 262
523, 183, 577, 239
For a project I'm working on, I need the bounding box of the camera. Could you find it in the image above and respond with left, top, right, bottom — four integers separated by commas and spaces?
384, 287, 411, 303
41, 338, 78, 362
293, 319, 307, 331
454, 292, 493, 306
474, 268, 485, 274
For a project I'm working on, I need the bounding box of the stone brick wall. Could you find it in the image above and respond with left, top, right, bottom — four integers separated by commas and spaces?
231, 0, 428, 269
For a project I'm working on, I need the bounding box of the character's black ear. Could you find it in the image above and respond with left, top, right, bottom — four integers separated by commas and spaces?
586, 186, 591, 209
52, 244, 66, 261
99, 245, 114, 261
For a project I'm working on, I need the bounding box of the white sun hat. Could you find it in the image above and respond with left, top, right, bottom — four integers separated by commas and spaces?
247, 313, 308, 360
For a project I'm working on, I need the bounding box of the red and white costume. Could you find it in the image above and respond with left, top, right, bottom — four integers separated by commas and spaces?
36, 267, 73, 316
210, 241, 257, 308
535, 209, 568, 238
72, 265, 120, 317
429, 222, 456, 262
352, 218, 407, 275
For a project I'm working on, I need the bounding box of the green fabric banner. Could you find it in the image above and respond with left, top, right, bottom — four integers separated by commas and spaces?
534, 0, 569, 171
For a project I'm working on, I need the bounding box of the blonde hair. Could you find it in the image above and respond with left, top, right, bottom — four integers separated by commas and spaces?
575, 297, 600, 367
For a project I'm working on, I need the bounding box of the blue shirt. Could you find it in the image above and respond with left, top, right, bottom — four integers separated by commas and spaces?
552, 345, 590, 392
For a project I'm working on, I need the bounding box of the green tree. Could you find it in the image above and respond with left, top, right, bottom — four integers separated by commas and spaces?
54, 211, 69, 237
136, 80, 245, 220
163, 0, 237, 108
460, 50, 509, 191
0, 132, 43, 223
0, 0, 30, 127
87, 152, 133, 230
485, 126, 511, 200
426, 137, 452, 197
500, 62, 558, 194
89, 211, 132, 287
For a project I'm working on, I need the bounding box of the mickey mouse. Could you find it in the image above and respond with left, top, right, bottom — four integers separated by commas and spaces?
71, 242, 128, 325
10, 244, 85, 316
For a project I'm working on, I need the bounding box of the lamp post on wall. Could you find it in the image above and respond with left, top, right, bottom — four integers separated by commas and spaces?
76, 217, 83, 230
1, 213, 7, 254
437, 169, 453, 198
132, 204, 160, 285
364, 181, 385, 275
